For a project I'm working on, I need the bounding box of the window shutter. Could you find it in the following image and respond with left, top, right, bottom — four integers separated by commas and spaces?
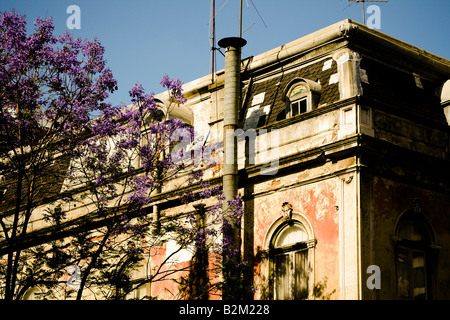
294, 251, 309, 299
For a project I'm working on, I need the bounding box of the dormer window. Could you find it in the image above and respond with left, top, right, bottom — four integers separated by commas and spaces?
289, 84, 308, 117
283, 78, 322, 119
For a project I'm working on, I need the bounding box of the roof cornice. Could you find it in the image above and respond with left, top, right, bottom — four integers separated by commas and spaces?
347, 21, 450, 80
179, 19, 450, 98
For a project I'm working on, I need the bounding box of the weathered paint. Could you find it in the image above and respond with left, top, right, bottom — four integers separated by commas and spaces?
251, 177, 340, 299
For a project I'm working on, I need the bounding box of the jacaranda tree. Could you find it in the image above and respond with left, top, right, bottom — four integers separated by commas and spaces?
0, 10, 247, 300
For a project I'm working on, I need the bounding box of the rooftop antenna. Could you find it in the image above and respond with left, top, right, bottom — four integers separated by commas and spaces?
249, 0, 268, 30
347, 0, 388, 25
209, 0, 266, 82
209, 0, 229, 83
210, 0, 216, 83
239, 0, 243, 38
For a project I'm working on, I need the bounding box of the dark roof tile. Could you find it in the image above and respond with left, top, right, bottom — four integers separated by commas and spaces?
242, 59, 340, 127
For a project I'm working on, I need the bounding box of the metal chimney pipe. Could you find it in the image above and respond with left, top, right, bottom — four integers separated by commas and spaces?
218, 36, 246, 299
219, 37, 246, 205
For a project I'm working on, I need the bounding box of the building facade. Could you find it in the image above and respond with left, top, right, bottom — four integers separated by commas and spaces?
4, 19, 450, 300
153, 19, 450, 300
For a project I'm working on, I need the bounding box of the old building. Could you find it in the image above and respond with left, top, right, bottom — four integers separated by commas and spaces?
152, 18, 450, 300
4, 19, 450, 300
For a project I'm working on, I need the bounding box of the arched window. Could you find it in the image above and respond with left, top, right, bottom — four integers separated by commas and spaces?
287, 83, 309, 116
268, 219, 315, 300
274, 222, 308, 247
394, 203, 435, 300
283, 78, 321, 119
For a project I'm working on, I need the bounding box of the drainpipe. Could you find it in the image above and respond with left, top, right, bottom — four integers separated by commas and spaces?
218, 36, 246, 299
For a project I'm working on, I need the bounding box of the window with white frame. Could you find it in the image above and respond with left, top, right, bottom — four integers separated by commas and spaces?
283, 79, 321, 119
288, 84, 309, 117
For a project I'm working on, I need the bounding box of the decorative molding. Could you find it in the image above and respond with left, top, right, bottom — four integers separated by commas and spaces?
339, 22, 358, 38
281, 202, 293, 221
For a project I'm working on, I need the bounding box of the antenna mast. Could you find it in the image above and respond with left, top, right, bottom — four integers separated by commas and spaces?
211, 0, 216, 83
239, 0, 243, 38
348, 0, 388, 25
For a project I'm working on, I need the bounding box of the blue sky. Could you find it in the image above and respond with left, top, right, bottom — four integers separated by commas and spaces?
1, 0, 449, 108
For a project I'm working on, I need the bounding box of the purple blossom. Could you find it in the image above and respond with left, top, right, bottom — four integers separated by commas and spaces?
160, 74, 187, 104
1, 9, 247, 298
129, 82, 145, 102
94, 176, 112, 187
126, 176, 153, 206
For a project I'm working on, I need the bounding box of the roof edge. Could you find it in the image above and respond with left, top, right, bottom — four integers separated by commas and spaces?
178, 19, 450, 97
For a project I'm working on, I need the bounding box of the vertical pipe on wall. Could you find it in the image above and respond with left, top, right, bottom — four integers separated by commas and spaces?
219, 36, 246, 207
218, 36, 246, 299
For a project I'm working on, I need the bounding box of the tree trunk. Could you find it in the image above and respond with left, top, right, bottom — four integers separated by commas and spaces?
76, 230, 110, 300
4, 169, 24, 300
